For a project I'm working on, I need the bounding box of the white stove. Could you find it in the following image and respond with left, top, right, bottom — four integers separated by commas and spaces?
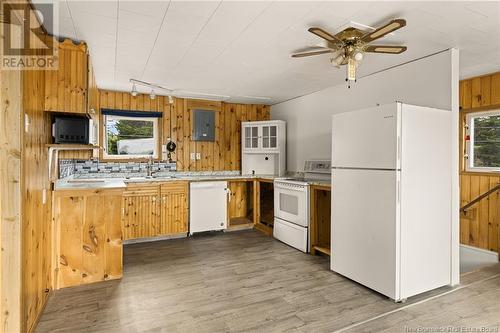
273, 160, 331, 252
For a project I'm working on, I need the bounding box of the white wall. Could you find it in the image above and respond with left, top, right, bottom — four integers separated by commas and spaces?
272, 48, 460, 285
272, 49, 455, 172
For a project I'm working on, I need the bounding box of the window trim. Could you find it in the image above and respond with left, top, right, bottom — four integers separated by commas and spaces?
102, 114, 160, 160
465, 109, 500, 173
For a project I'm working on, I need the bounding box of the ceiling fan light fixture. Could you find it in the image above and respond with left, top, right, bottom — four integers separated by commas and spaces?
131, 83, 138, 97
354, 51, 364, 61
330, 50, 345, 66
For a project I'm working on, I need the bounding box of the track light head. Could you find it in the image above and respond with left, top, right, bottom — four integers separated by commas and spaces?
150, 89, 156, 100
168, 95, 174, 104
131, 83, 138, 97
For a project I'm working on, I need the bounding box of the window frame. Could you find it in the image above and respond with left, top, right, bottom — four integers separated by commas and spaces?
102, 114, 160, 160
465, 109, 500, 173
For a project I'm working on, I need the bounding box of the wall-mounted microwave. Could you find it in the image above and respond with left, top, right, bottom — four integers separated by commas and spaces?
52, 116, 97, 145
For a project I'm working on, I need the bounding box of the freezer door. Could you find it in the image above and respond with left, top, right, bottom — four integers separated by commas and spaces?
331, 169, 400, 300
332, 103, 400, 169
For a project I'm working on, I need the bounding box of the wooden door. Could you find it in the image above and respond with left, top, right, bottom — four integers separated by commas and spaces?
460, 79, 472, 109
44, 38, 88, 114
122, 185, 160, 240
159, 182, 189, 235
471, 77, 482, 108
54, 189, 123, 289
491, 73, 500, 106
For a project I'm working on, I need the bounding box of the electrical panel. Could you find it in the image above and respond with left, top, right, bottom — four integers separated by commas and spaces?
192, 109, 215, 141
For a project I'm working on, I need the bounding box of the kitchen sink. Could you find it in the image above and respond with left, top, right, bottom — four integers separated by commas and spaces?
125, 175, 176, 180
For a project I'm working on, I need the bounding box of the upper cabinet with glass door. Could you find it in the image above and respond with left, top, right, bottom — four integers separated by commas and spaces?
244, 124, 260, 149
242, 120, 285, 152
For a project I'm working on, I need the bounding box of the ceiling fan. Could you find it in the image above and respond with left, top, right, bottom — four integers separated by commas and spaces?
292, 19, 407, 87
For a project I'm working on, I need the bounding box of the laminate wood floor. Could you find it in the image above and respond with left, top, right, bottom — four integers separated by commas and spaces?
36, 230, 500, 333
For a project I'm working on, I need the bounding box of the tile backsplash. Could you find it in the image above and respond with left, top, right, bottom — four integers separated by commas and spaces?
59, 159, 177, 179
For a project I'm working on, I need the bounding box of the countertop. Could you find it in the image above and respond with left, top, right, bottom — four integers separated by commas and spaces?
54, 174, 278, 190
54, 178, 127, 190
307, 180, 331, 187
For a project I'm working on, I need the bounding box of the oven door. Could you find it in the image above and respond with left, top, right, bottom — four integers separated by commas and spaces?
274, 181, 309, 227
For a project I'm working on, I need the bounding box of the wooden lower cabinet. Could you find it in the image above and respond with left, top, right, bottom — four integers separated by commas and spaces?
122, 182, 188, 240
122, 184, 159, 240
159, 182, 189, 234
53, 188, 124, 289
309, 185, 331, 256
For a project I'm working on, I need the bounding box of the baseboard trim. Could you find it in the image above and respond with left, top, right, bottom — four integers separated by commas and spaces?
123, 233, 188, 245
460, 244, 499, 260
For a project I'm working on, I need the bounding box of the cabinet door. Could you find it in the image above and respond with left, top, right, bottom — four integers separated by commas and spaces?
460, 79, 472, 109
492, 73, 500, 106
262, 125, 278, 149
54, 189, 123, 289
244, 125, 260, 149
471, 77, 482, 108
56, 195, 85, 288
44, 38, 88, 114
122, 191, 159, 240
480, 76, 491, 107
159, 182, 188, 234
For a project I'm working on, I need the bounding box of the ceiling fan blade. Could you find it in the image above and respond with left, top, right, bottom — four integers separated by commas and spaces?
291, 49, 334, 58
308, 27, 343, 44
364, 45, 407, 54
361, 19, 406, 43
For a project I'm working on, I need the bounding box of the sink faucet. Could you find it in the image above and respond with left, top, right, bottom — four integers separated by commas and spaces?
147, 156, 153, 176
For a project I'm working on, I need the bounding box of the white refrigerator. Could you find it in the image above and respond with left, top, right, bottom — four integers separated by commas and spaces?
331, 102, 452, 302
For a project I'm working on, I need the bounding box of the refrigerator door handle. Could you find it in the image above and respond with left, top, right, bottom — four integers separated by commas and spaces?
397, 136, 401, 165
397, 178, 400, 203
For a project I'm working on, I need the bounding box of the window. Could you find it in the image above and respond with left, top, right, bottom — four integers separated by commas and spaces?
465, 110, 500, 172
103, 114, 159, 159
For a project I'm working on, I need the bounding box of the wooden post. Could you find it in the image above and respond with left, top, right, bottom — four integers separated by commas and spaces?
253, 180, 260, 226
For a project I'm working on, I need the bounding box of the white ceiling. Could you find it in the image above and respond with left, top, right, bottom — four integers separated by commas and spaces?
33, 1, 500, 104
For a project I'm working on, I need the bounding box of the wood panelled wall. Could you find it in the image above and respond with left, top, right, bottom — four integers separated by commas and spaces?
22, 56, 53, 332
99, 90, 270, 170
0, 8, 53, 333
460, 174, 499, 253
459, 72, 500, 254
0, 25, 23, 333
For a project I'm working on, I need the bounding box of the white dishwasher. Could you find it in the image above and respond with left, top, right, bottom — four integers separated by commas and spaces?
189, 181, 228, 234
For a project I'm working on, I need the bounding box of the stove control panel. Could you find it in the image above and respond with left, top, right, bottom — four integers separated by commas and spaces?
304, 160, 331, 174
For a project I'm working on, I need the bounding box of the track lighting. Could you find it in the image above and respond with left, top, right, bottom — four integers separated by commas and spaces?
168, 95, 174, 104
129, 78, 172, 99
131, 83, 138, 97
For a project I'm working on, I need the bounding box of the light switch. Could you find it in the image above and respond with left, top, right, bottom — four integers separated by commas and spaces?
190, 152, 196, 160
196, 153, 201, 160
